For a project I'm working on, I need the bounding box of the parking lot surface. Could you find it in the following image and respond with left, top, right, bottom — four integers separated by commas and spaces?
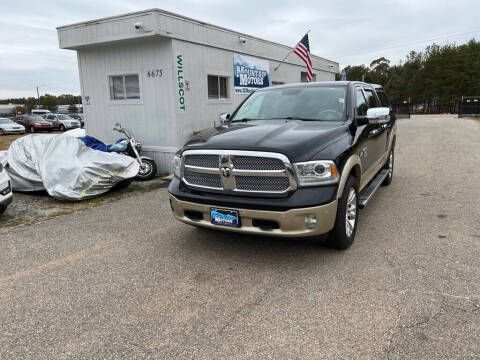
0, 115, 479, 359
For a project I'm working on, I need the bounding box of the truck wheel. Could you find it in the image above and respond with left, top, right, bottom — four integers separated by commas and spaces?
382, 149, 394, 186
59, 124, 66, 132
328, 175, 358, 250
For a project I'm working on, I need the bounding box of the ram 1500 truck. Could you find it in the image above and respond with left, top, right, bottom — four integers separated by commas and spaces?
168, 81, 396, 249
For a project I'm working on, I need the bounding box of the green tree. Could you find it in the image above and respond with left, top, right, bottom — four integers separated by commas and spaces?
23, 97, 37, 113
340, 65, 369, 81
41, 94, 58, 112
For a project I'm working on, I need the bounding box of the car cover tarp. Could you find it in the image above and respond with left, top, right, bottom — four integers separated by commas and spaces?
1, 133, 139, 201
80, 136, 127, 152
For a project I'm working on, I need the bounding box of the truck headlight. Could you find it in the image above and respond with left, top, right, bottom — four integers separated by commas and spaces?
172, 154, 181, 178
293, 160, 339, 187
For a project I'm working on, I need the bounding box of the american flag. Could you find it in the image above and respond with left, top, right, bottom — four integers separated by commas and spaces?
293, 34, 313, 82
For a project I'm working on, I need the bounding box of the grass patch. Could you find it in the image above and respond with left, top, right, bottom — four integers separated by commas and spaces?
1, 179, 167, 231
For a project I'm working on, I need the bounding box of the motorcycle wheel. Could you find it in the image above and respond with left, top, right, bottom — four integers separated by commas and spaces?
136, 158, 157, 181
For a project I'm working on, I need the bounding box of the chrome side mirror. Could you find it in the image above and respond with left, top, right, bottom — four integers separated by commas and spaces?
366, 107, 390, 123
219, 113, 231, 125
367, 107, 389, 119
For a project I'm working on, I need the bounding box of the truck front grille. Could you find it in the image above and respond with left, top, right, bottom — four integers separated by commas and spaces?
232, 156, 285, 171
184, 171, 222, 189
181, 150, 297, 194
184, 154, 219, 168
235, 176, 290, 192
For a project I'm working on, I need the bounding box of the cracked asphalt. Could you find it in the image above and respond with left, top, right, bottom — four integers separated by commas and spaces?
0, 115, 479, 359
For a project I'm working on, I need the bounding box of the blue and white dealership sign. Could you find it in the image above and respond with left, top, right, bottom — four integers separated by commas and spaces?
234, 53, 270, 94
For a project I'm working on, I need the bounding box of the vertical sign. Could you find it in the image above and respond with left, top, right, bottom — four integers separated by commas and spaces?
176, 54, 186, 111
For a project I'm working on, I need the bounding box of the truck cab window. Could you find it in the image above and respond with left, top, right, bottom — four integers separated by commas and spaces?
363, 89, 379, 108
356, 89, 368, 116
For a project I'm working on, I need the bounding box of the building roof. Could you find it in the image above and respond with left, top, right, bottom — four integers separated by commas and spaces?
57, 8, 338, 73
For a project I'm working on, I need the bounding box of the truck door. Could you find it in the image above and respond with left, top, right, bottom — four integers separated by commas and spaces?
363, 87, 388, 169
354, 87, 382, 175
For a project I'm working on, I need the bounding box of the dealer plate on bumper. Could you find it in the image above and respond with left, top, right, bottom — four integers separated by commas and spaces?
210, 208, 240, 228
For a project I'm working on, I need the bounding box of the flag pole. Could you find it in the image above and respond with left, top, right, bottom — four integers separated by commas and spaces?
273, 30, 310, 72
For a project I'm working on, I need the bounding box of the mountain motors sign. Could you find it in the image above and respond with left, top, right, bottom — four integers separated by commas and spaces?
234, 53, 270, 94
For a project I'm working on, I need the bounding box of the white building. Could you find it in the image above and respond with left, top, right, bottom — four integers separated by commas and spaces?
57, 8, 338, 173
0, 104, 23, 117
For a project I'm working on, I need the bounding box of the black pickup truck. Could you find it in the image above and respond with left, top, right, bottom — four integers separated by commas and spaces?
168, 81, 396, 249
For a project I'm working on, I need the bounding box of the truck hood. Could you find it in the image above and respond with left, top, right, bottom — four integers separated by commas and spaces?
183, 120, 350, 162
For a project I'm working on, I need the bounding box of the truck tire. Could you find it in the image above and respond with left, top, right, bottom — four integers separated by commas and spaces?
328, 175, 358, 250
59, 124, 66, 132
382, 149, 394, 186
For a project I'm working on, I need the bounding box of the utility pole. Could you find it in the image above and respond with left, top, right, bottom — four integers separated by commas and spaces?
36, 86, 40, 108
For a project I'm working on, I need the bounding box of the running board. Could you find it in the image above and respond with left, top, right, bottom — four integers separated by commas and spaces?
358, 169, 389, 209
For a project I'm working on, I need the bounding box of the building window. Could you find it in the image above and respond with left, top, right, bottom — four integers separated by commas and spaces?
208, 75, 228, 99
271, 81, 285, 86
109, 74, 140, 100
300, 72, 316, 83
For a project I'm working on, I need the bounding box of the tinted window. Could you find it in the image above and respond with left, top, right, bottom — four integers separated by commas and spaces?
125, 75, 140, 99
28, 115, 44, 121
356, 89, 368, 116
300, 72, 317, 83
376, 90, 390, 107
58, 115, 72, 120
208, 75, 229, 99
363, 89, 379, 108
0, 119, 12, 124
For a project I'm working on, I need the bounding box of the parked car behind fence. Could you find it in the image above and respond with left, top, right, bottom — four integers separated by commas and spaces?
42, 114, 81, 131
0, 118, 25, 135
68, 113, 85, 128
13, 114, 55, 133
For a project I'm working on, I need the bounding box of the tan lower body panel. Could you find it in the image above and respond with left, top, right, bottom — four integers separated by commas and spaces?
169, 195, 338, 237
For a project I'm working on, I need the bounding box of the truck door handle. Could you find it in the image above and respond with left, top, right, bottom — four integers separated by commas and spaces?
369, 129, 380, 137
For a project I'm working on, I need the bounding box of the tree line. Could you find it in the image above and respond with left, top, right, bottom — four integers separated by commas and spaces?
0, 94, 81, 113
337, 39, 480, 113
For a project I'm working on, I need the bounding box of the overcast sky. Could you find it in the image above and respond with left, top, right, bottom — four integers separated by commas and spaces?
1, 0, 479, 98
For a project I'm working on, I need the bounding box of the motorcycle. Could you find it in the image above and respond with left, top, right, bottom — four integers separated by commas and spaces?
112, 123, 157, 181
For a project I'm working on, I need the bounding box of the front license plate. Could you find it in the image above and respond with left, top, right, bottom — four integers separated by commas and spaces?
210, 208, 240, 227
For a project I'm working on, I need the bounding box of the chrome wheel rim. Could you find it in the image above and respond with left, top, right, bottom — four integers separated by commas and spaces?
388, 151, 394, 178
345, 187, 357, 237
138, 162, 152, 176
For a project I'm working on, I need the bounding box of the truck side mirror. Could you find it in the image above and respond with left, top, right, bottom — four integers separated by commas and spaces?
219, 113, 231, 125
366, 107, 390, 122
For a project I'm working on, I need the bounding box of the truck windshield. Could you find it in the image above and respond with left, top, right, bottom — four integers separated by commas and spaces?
232, 86, 347, 122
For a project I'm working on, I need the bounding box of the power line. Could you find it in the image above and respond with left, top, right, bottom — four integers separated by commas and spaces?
335, 28, 480, 60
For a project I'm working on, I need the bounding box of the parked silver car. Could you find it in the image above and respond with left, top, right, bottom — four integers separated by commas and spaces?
0, 117, 25, 135
0, 162, 12, 214
43, 113, 81, 132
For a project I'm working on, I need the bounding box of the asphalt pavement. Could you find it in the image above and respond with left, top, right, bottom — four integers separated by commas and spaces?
0, 115, 479, 359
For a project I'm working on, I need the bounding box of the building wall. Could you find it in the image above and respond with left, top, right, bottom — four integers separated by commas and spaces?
78, 37, 176, 151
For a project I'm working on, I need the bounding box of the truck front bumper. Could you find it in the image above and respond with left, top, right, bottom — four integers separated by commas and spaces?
169, 194, 338, 238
